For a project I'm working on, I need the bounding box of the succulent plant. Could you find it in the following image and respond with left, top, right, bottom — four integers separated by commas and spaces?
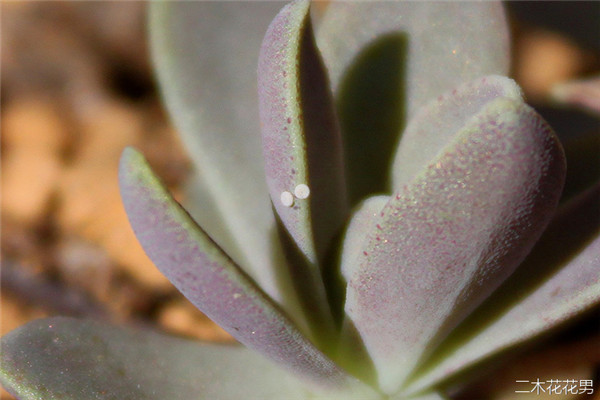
1, 1, 598, 399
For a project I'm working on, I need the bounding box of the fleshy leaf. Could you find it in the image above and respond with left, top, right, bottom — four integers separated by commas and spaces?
118, 148, 355, 391
331, 30, 409, 204
258, 0, 347, 265
336, 197, 393, 386
392, 76, 522, 189
258, 0, 347, 339
149, 1, 296, 314
317, 1, 510, 115
552, 75, 600, 115
341, 196, 390, 283
345, 98, 566, 393
404, 184, 600, 395
317, 2, 509, 203
0, 318, 311, 400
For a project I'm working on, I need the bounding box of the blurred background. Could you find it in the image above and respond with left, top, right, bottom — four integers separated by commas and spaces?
2, 7, 235, 399
1, 2, 599, 399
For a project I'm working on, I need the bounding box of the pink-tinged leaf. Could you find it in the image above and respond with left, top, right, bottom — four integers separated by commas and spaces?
341, 196, 390, 283
339, 197, 391, 385
259, 0, 347, 265
118, 148, 357, 392
0, 318, 311, 400
317, 2, 510, 116
392, 76, 522, 189
258, 0, 347, 340
345, 98, 566, 393
317, 2, 510, 204
552, 75, 600, 115
336, 197, 394, 388
404, 184, 600, 395
149, 2, 303, 322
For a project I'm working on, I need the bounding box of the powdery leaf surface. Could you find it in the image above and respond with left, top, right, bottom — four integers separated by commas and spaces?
149, 2, 297, 314
317, 1, 510, 116
345, 98, 566, 393
257, 0, 347, 342
0, 318, 310, 400
392, 76, 522, 189
317, 2, 510, 204
259, 0, 347, 265
118, 148, 357, 392
341, 196, 390, 283
405, 184, 600, 395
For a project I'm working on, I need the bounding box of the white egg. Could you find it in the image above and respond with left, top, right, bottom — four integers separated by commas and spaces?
294, 184, 310, 199
280, 191, 294, 207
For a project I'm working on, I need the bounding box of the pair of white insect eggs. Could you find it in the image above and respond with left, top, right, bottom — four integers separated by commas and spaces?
280, 184, 310, 207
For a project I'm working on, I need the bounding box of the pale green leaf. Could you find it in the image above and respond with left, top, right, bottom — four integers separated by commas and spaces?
318, 1, 510, 115
149, 1, 298, 316
404, 184, 600, 395
341, 196, 390, 283
258, 0, 348, 341
259, 0, 347, 266
118, 147, 354, 390
317, 2, 510, 203
392, 76, 522, 190
345, 99, 565, 393
0, 318, 310, 400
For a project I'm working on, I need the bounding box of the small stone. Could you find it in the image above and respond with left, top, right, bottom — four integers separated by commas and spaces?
158, 300, 234, 342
